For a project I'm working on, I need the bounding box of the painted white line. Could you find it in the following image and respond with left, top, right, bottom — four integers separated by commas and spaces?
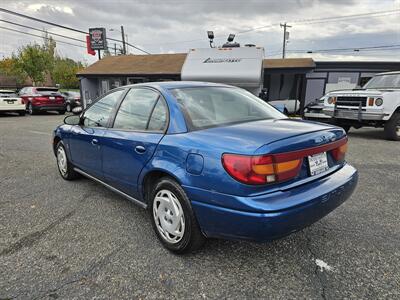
315, 259, 334, 272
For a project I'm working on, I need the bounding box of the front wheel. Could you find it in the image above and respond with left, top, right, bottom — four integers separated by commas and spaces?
56, 141, 79, 180
66, 103, 71, 112
384, 112, 400, 141
149, 177, 206, 254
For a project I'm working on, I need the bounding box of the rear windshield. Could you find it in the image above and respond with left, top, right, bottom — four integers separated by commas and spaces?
0, 91, 17, 97
35, 87, 60, 95
171, 87, 284, 130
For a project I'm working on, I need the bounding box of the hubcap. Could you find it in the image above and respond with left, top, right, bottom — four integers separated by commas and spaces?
396, 120, 400, 137
153, 189, 185, 244
28, 104, 32, 114
57, 146, 68, 176
67, 104, 71, 112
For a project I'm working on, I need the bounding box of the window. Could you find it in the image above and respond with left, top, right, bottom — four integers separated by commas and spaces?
148, 99, 168, 131
113, 88, 166, 131
83, 89, 125, 127
171, 87, 284, 130
363, 74, 400, 89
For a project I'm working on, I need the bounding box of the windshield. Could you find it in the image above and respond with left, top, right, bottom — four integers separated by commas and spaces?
363, 74, 400, 89
171, 87, 285, 130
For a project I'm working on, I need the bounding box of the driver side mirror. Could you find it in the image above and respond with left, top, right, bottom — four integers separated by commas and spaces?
64, 115, 81, 125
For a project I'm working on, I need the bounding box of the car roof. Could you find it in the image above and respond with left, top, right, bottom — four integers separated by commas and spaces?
375, 71, 400, 76
123, 81, 233, 90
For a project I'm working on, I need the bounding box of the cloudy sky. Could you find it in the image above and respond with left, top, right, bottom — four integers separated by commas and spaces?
0, 0, 399, 64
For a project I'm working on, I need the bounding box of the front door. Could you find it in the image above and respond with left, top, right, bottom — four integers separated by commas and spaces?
102, 88, 168, 198
68, 89, 126, 179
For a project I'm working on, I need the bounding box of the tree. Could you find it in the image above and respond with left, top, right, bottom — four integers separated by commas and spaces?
17, 43, 52, 85
0, 56, 27, 86
51, 58, 83, 89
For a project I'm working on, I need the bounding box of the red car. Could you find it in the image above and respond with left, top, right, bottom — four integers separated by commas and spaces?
19, 87, 66, 115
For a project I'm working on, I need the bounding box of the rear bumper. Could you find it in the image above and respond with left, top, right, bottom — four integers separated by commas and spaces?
34, 105, 66, 111
189, 164, 358, 242
0, 105, 25, 111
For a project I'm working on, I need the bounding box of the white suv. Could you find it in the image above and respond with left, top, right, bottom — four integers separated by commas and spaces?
323, 71, 400, 141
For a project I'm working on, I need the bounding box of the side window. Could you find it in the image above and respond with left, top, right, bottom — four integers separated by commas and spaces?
148, 99, 168, 131
83, 89, 125, 127
113, 88, 162, 131
19, 88, 26, 95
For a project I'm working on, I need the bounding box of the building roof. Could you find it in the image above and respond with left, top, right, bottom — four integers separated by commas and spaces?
77, 53, 316, 76
77, 53, 186, 76
263, 58, 315, 69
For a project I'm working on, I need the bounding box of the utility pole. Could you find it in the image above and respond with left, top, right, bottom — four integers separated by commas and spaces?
114, 43, 117, 56
280, 23, 292, 59
121, 25, 126, 55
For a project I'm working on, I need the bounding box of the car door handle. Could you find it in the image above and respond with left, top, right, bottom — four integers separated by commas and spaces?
135, 145, 146, 154
91, 139, 99, 146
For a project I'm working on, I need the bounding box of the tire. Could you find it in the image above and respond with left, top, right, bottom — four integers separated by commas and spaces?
27, 102, 36, 115
55, 141, 79, 180
18, 111, 26, 116
149, 177, 206, 254
384, 112, 400, 141
66, 103, 71, 112
58, 110, 66, 115
341, 125, 351, 133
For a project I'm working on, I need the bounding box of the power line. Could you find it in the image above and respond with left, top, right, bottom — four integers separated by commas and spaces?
0, 25, 87, 48
287, 44, 400, 53
0, 19, 86, 43
0, 7, 151, 54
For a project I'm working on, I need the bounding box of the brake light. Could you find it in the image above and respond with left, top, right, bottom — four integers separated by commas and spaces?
222, 153, 302, 185
332, 141, 348, 162
222, 138, 348, 185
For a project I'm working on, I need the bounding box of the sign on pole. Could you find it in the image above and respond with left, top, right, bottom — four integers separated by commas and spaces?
89, 28, 107, 50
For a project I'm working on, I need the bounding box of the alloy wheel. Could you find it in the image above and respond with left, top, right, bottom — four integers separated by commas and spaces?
153, 189, 185, 244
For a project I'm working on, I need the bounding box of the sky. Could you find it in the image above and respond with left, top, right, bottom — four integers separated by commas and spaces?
0, 0, 399, 65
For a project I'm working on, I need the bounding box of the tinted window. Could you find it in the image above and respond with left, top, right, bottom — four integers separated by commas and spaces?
171, 87, 284, 130
83, 89, 124, 127
113, 89, 160, 131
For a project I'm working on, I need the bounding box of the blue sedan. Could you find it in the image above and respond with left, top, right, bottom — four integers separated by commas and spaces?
53, 82, 358, 253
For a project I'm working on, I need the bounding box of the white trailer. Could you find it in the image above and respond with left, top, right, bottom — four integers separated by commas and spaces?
181, 46, 264, 95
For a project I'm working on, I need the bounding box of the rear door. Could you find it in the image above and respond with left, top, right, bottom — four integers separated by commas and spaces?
68, 89, 126, 179
102, 88, 168, 198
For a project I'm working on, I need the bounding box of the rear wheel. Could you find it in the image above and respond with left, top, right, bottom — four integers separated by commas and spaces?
149, 177, 206, 254
27, 102, 36, 115
56, 141, 79, 180
384, 112, 400, 141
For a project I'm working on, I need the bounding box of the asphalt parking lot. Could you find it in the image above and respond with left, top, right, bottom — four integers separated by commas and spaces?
0, 113, 399, 299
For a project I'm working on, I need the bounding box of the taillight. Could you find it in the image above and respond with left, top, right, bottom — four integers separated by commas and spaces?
222, 138, 348, 185
222, 153, 302, 185
332, 141, 348, 162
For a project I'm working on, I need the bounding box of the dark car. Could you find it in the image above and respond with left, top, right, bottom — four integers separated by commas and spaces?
62, 91, 81, 112
53, 82, 358, 254
19, 87, 66, 115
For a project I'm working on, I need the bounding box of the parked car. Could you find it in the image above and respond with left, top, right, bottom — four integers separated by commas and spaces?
62, 91, 81, 112
53, 82, 358, 254
323, 71, 400, 140
267, 99, 301, 115
303, 97, 332, 122
0, 89, 25, 116
19, 87, 66, 115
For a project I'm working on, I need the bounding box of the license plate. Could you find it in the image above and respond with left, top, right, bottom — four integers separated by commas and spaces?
49, 96, 55, 100
308, 152, 329, 176
7, 100, 15, 104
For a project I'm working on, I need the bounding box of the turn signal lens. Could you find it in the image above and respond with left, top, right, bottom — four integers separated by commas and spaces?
222, 153, 302, 185
332, 142, 348, 162
368, 97, 374, 106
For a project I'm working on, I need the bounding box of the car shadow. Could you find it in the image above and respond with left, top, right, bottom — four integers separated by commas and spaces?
347, 128, 387, 140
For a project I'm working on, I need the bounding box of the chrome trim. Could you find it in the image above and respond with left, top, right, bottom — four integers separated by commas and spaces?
73, 167, 147, 209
